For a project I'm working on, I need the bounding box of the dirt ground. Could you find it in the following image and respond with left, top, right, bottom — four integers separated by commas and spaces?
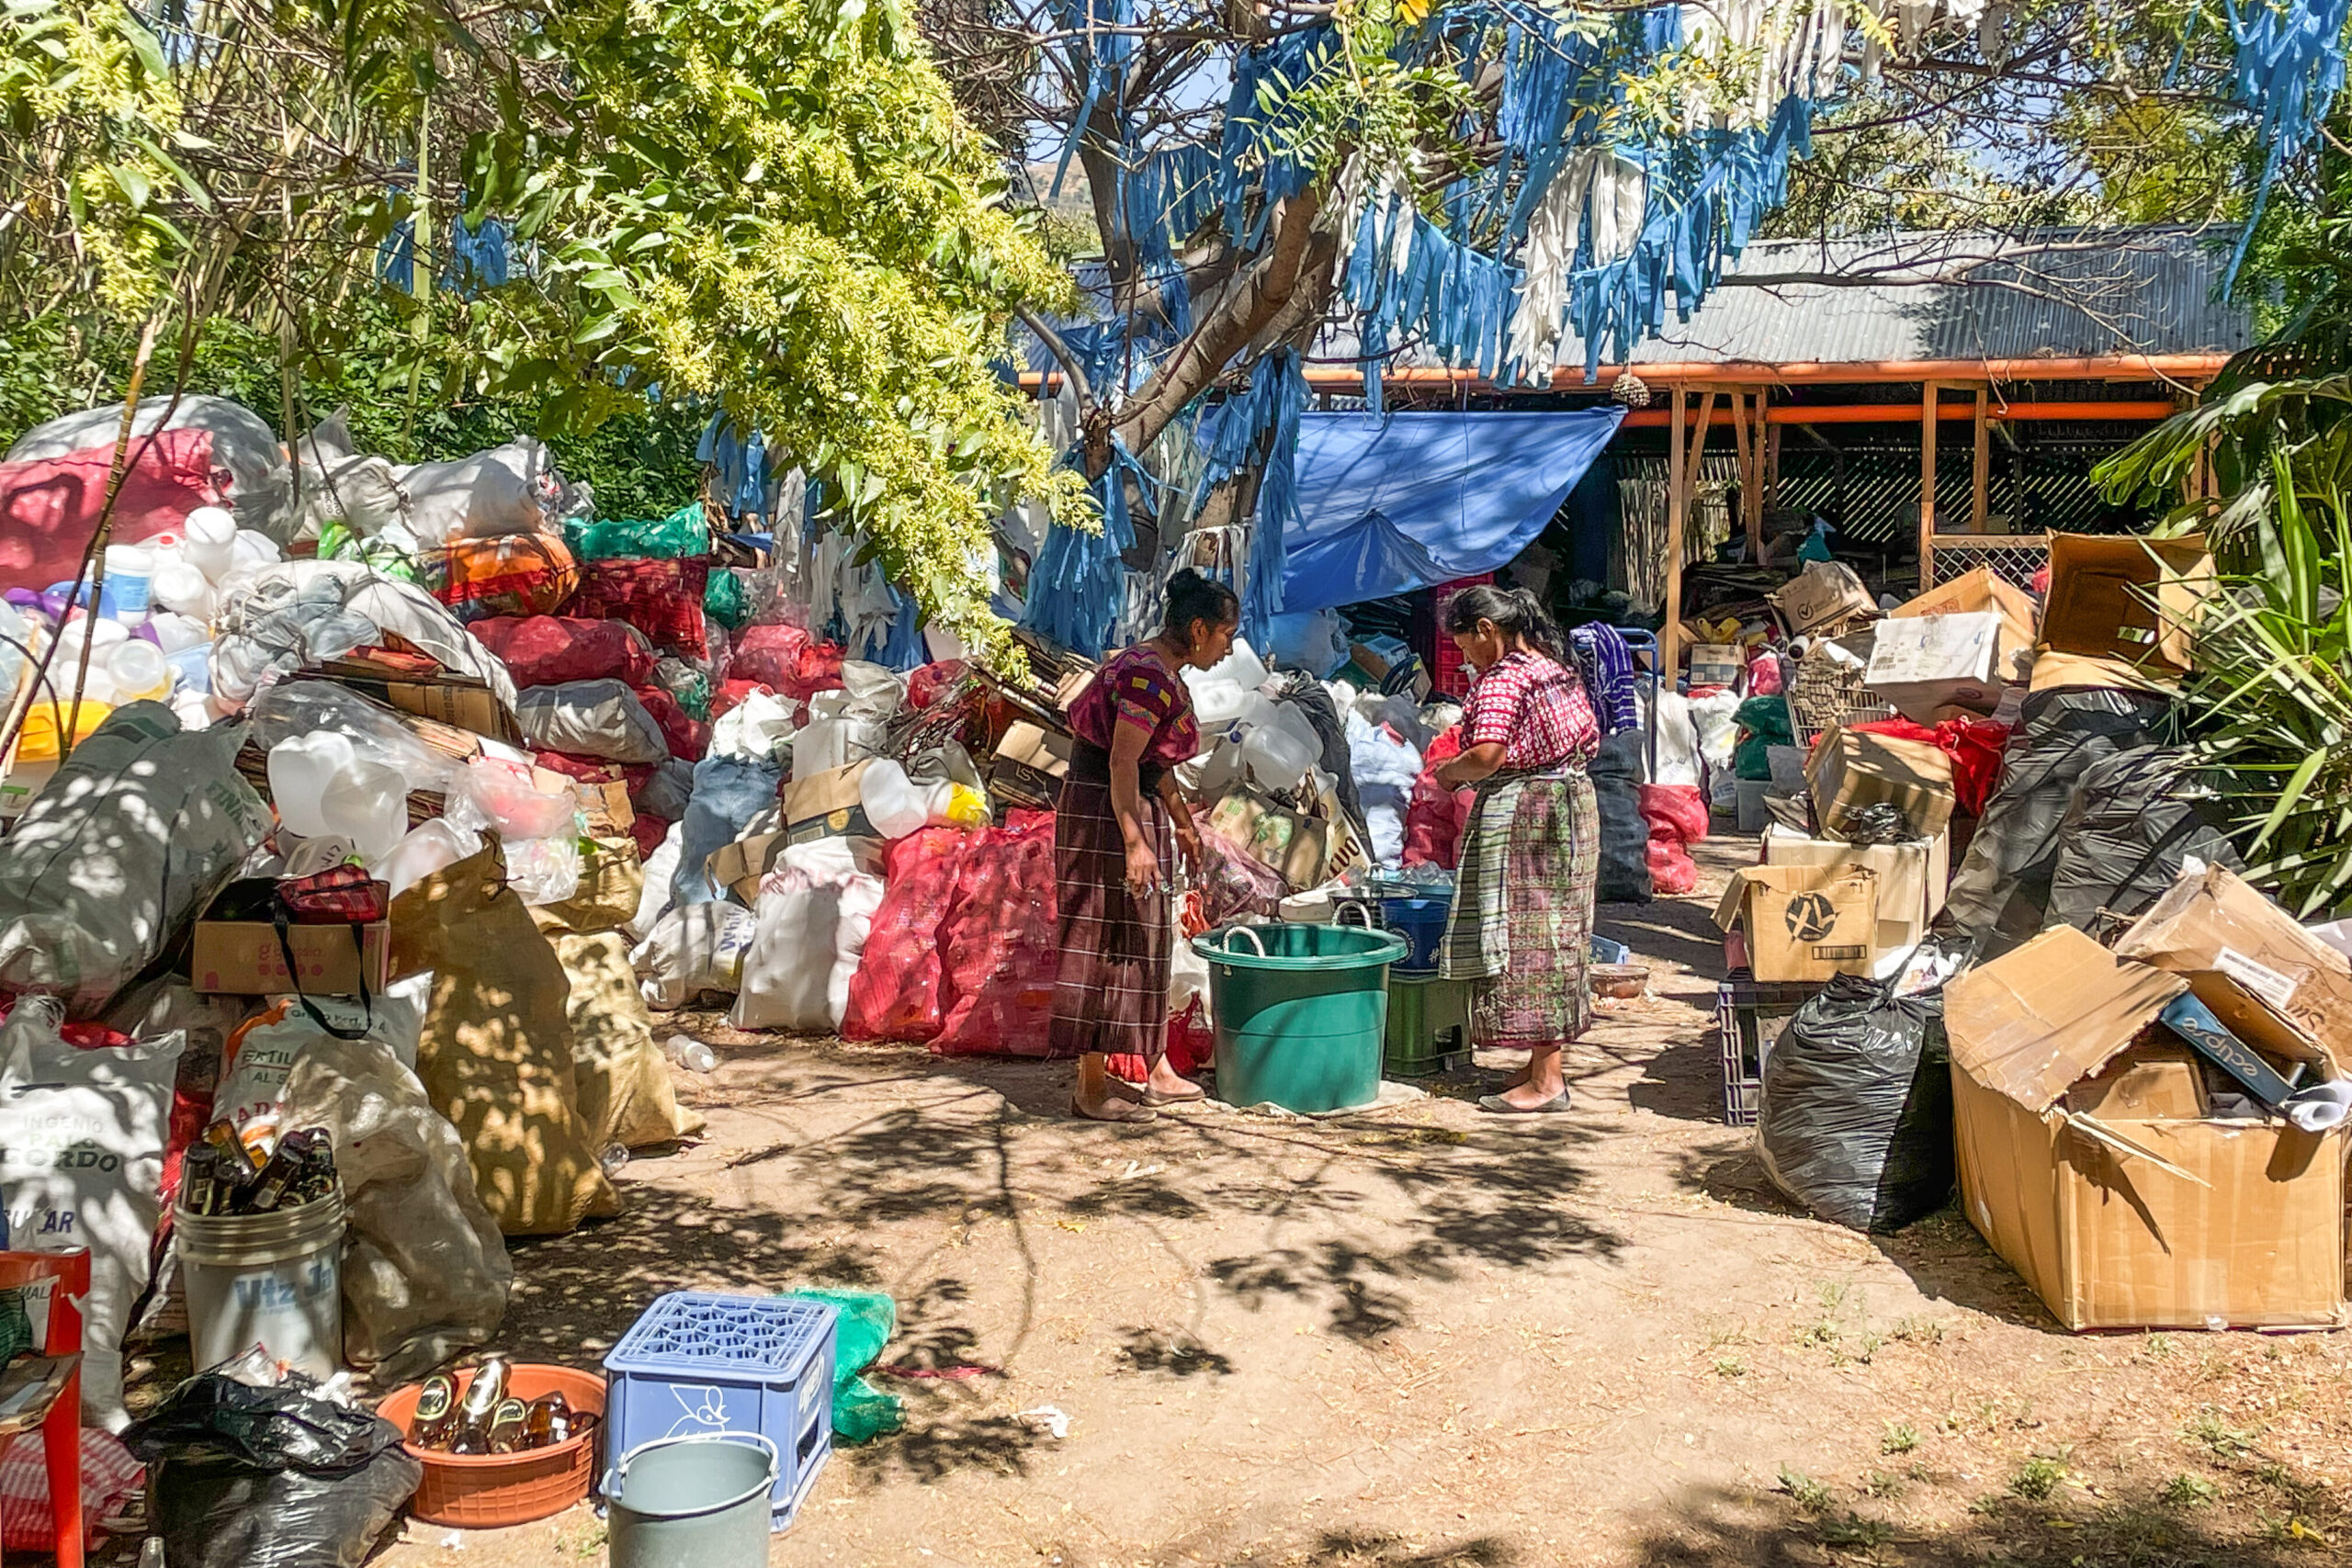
357, 834, 2351, 1568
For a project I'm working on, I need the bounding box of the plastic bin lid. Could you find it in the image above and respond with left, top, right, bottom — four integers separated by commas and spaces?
605, 1291, 839, 1376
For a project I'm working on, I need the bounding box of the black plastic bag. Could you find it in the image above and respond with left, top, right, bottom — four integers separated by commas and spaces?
1589, 729, 1652, 903
1756, 974, 1954, 1233
124, 1374, 424, 1568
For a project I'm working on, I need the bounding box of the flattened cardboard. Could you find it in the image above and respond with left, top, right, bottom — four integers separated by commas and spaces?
1760, 824, 1948, 956
2026, 649, 2178, 697
1943, 926, 2189, 1114
988, 720, 1073, 810
1804, 723, 1955, 841
1711, 863, 1879, 982
2116, 863, 2352, 1077
1946, 925, 2346, 1331
707, 831, 786, 905
1688, 644, 1745, 688
1863, 611, 2007, 720
535, 768, 634, 838
192, 919, 392, 996
1770, 560, 1880, 635
2063, 1043, 2209, 1122
2039, 532, 2214, 675
781, 759, 873, 844
1892, 565, 2038, 674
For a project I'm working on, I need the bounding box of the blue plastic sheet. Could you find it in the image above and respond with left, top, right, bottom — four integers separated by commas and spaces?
1277, 409, 1623, 613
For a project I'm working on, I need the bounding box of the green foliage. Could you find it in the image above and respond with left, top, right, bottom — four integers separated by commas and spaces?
1778, 1466, 1835, 1514
2160, 1472, 2219, 1508
2009, 1451, 2069, 1502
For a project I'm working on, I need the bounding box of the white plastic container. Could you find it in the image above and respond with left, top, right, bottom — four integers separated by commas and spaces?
858, 759, 928, 839
174, 1190, 345, 1382
182, 506, 237, 582
107, 639, 172, 702
320, 759, 407, 860
148, 558, 217, 620
230, 529, 284, 575
1241, 721, 1316, 792
147, 610, 209, 653
373, 818, 480, 900
267, 732, 358, 838
103, 545, 153, 621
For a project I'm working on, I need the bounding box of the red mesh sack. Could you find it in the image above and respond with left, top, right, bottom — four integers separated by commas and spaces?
419, 531, 581, 624
1850, 716, 2008, 818
842, 827, 972, 1043
1645, 830, 1699, 895
1403, 725, 1472, 869
932, 812, 1058, 1057
469, 615, 656, 687
1638, 782, 1707, 896
710, 677, 771, 718
907, 660, 968, 711
529, 749, 626, 784
572, 556, 710, 654
631, 683, 711, 761
728, 624, 844, 701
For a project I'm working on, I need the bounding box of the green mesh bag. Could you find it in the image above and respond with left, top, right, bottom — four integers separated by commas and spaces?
703, 566, 748, 632
779, 1288, 904, 1443
562, 500, 709, 560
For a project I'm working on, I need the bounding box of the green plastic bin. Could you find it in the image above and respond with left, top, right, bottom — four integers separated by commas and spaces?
1385, 973, 1473, 1077
1194, 923, 1408, 1113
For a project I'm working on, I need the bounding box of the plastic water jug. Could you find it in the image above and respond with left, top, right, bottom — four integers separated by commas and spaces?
320, 759, 408, 860
373, 819, 480, 899
1241, 718, 1316, 792
268, 733, 358, 838
147, 612, 209, 654
148, 558, 217, 620
858, 759, 928, 840
926, 780, 989, 828
107, 639, 172, 702
183, 507, 237, 582
103, 545, 154, 621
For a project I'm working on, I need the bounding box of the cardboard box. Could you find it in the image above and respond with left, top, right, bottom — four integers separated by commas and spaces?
1804, 723, 1956, 841
1712, 863, 1880, 982
313, 656, 526, 745
988, 721, 1073, 811
1760, 824, 1948, 957
534, 768, 634, 838
1863, 611, 2008, 720
192, 918, 392, 997
1891, 566, 2038, 675
2025, 649, 2179, 697
2039, 532, 2214, 676
707, 831, 786, 906
1944, 926, 2347, 1330
1770, 561, 1880, 635
1689, 644, 1745, 688
2115, 864, 2352, 1078
781, 759, 873, 844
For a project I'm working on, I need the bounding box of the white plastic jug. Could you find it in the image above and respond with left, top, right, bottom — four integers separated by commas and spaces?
182, 506, 237, 582
858, 759, 929, 840
147, 612, 209, 654
230, 529, 284, 575
148, 558, 217, 620
320, 759, 407, 860
1241, 718, 1316, 792
103, 545, 153, 621
373, 818, 481, 900
107, 639, 172, 702
267, 732, 358, 838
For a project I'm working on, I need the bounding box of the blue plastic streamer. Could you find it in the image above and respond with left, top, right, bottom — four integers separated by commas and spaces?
2224, 0, 2352, 287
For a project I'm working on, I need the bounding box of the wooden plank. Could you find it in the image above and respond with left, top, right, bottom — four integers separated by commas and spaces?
1665, 387, 1687, 664
1972, 386, 1991, 533
1919, 380, 1939, 590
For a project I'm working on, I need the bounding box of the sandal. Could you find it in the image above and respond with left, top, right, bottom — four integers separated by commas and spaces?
1140, 1082, 1207, 1107
1476, 1092, 1572, 1115
1070, 1095, 1159, 1124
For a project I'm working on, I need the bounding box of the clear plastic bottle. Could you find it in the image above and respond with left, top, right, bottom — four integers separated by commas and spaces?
663, 1034, 717, 1073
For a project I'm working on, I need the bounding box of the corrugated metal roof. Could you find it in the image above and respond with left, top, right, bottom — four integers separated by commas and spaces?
1600, 226, 2255, 366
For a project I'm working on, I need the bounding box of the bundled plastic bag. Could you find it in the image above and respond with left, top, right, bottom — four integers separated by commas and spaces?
779, 1288, 904, 1442
1348, 715, 1423, 868
247, 680, 458, 797
631, 902, 759, 1010
1732, 695, 1792, 781
843, 828, 970, 1042
1589, 729, 1652, 904
0, 427, 223, 594
732, 841, 886, 1032
1196, 829, 1285, 926
395, 437, 565, 543
673, 755, 783, 906
277, 1036, 513, 1377
417, 530, 580, 623
210, 560, 520, 712
550, 932, 704, 1148
468, 615, 654, 687
0, 703, 269, 1013
933, 813, 1058, 1056
123, 1372, 423, 1568
1757, 975, 1954, 1232
707, 689, 797, 764
627, 821, 684, 943
728, 623, 847, 700
0, 1000, 182, 1428
631, 681, 710, 760
2045, 746, 2242, 936
1643, 690, 1704, 786
1638, 782, 1708, 897
516, 679, 669, 764
1688, 690, 1742, 808
387, 841, 619, 1236
571, 556, 710, 655
562, 500, 708, 560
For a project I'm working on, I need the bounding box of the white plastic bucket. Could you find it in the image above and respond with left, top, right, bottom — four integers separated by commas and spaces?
174, 1191, 345, 1379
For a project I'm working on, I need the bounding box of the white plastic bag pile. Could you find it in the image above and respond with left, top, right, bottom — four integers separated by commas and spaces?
1347, 711, 1425, 866
731, 840, 887, 1032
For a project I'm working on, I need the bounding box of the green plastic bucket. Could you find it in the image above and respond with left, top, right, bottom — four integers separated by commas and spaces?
606, 1433, 778, 1568
1194, 922, 1408, 1113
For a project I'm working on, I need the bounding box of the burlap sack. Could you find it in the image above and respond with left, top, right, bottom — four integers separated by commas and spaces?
551, 931, 704, 1150
528, 837, 646, 936
388, 840, 618, 1235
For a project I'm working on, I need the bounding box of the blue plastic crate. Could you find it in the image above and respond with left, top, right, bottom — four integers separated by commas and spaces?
601, 1292, 838, 1530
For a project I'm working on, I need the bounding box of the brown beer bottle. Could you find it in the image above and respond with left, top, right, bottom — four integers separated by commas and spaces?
453, 1356, 510, 1450
243, 1138, 307, 1213
524, 1392, 571, 1448
486, 1397, 529, 1454
181, 1148, 221, 1217
410, 1374, 459, 1449
203, 1118, 261, 1174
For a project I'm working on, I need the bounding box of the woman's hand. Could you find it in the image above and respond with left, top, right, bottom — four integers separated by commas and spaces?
1124, 837, 1163, 897
1172, 821, 1204, 878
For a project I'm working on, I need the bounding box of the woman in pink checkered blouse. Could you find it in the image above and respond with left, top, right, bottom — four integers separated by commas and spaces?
1431, 585, 1602, 1113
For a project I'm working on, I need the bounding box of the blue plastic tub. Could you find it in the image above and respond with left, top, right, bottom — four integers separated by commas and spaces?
1379, 896, 1451, 973
602, 1292, 837, 1530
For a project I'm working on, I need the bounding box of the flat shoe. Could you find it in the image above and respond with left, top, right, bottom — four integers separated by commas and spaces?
1476, 1093, 1571, 1115
1140, 1083, 1206, 1106
1070, 1095, 1158, 1124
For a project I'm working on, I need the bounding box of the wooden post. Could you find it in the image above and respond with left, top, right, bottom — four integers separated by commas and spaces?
1972, 386, 1991, 534
1665, 387, 1687, 665
1918, 380, 1939, 591
1749, 387, 1770, 561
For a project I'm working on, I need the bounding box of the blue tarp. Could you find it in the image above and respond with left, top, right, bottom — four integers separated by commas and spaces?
1279, 409, 1625, 613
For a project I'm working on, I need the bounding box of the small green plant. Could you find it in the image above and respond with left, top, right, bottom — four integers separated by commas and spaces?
2256, 1461, 2302, 1494
2009, 1451, 2068, 1502
2182, 1407, 2256, 1460
2161, 1472, 2218, 1508
1779, 1465, 1835, 1514
2258, 1510, 2332, 1546
1882, 1422, 1920, 1456
1712, 1355, 1747, 1379
1860, 1469, 1906, 1501
2143, 1333, 2174, 1361
1818, 1514, 1894, 1549
1891, 1315, 1946, 1346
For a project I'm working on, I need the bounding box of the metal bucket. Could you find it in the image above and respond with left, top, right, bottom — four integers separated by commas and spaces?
606, 1433, 779, 1568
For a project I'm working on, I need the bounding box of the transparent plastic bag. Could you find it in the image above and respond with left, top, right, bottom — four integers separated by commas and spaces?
444, 756, 578, 841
